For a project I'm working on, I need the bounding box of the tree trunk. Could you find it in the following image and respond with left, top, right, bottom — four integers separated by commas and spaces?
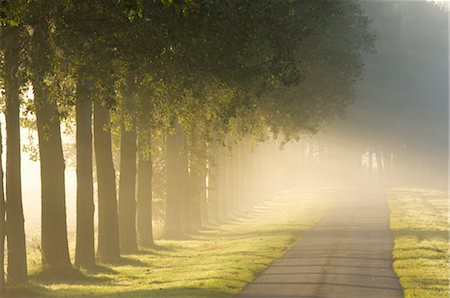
220, 151, 233, 219
179, 142, 191, 234
230, 149, 239, 215
31, 22, 71, 268
136, 134, 154, 247
118, 118, 138, 253
118, 73, 138, 253
94, 101, 120, 260
0, 124, 6, 293
165, 121, 188, 237
217, 149, 228, 222
74, 77, 95, 268
199, 159, 208, 226
206, 144, 220, 224
239, 142, 249, 211
3, 26, 28, 284
188, 133, 206, 230
34, 84, 71, 268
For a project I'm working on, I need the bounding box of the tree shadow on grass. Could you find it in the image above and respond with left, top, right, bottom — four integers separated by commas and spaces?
158, 231, 197, 241
393, 229, 449, 242
84, 264, 119, 275
136, 244, 179, 257
4, 282, 49, 298
101, 256, 149, 267
8, 286, 235, 298
111, 287, 232, 298
30, 265, 112, 285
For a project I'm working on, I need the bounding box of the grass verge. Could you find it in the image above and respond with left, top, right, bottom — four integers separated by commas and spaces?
388, 188, 449, 298
7, 190, 331, 298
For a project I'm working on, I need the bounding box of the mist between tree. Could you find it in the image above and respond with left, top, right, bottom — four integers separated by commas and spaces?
0, 0, 447, 294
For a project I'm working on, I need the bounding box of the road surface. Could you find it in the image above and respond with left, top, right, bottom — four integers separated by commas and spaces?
237, 189, 403, 298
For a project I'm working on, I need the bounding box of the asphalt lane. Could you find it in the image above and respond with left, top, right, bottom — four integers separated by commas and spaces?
237, 189, 403, 298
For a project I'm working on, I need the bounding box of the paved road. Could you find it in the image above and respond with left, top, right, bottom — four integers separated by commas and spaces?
237, 189, 403, 298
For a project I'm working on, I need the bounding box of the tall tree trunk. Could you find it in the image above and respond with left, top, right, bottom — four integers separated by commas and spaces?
94, 102, 120, 260
230, 149, 239, 215
199, 159, 208, 225
221, 151, 233, 219
0, 124, 6, 293
206, 144, 220, 224
3, 26, 28, 284
217, 149, 229, 221
34, 84, 71, 268
31, 23, 70, 268
239, 142, 249, 211
118, 118, 138, 253
136, 133, 154, 247
118, 73, 138, 253
179, 140, 191, 233
188, 133, 205, 230
74, 77, 95, 268
165, 121, 187, 237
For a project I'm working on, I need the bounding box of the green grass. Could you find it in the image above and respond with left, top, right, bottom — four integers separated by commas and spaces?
388, 188, 449, 298
8, 190, 331, 298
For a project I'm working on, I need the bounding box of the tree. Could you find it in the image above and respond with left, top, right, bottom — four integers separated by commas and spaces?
1, 25, 28, 283
52, 0, 125, 265
136, 138, 154, 247
29, 17, 71, 268
165, 120, 188, 237
94, 98, 120, 261
0, 124, 6, 292
118, 72, 139, 253
0, 0, 376, 276
74, 74, 95, 268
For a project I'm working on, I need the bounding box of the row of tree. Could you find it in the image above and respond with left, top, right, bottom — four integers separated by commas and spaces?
0, 0, 373, 291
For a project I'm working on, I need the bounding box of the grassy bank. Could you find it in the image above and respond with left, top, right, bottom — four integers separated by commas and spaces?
388, 189, 449, 298
8, 190, 331, 298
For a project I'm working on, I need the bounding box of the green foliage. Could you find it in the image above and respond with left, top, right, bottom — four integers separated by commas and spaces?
1, 0, 374, 150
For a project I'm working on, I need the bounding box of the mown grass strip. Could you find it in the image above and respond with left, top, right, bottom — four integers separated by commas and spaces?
388, 188, 449, 298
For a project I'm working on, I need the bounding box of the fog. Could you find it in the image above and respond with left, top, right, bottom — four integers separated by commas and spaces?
0, 0, 447, 294
7, 0, 447, 252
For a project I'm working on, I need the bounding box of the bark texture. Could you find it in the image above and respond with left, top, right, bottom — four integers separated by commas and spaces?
3, 26, 28, 283
31, 22, 71, 268
75, 77, 95, 267
0, 125, 6, 292
118, 118, 138, 253
136, 137, 154, 247
118, 73, 139, 253
165, 122, 188, 237
94, 102, 120, 260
